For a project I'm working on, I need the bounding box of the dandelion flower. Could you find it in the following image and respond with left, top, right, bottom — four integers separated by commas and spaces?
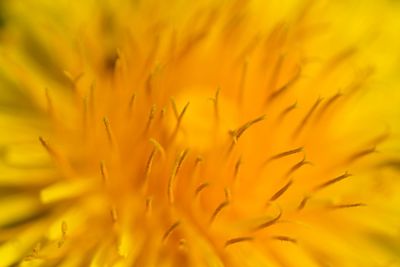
0, 1, 400, 267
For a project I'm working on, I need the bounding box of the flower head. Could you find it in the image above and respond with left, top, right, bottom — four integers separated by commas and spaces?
0, 1, 400, 266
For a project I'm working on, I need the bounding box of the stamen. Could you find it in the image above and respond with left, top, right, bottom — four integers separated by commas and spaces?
315, 92, 342, 119
195, 182, 210, 197
190, 156, 203, 182
58, 221, 68, 248
297, 195, 310, 210
32, 243, 41, 256
229, 115, 266, 144
277, 101, 297, 121
160, 107, 166, 120
224, 187, 232, 202
178, 239, 187, 250
61, 221, 67, 236
269, 179, 293, 202
149, 138, 165, 159
253, 207, 282, 231
286, 157, 312, 177
209, 200, 229, 225
292, 97, 323, 139
162, 221, 180, 243
128, 92, 136, 112
234, 157, 242, 180
45, 88, 53, 114
103, 117, 116, 146
38, 136, 72, 175
264, 147, 303, 164
329, 203, 366, 209
168, 149, 189, 204
145, 105, 157, 132
169, 101, 190, 141
313, 172, 351, 192
145, 197, 152, 215
177, 102, 190, 128
178, 30, 207, 59
325, 47, 356, 72
63, 71, 84, 88
224, 236, 254, 248
114, 49, 125, 77
367, 131, 389, 147
195, 155, 203, 166
210, 88, 220, 122
144, 148, 156, 185
267, 65, 301, 104
100, 160, 109, 183
110, 206, 118, 223
170, 98, 179, 119
145, 72, 154, 96
38, 136, 57, 159
347, 67, 374, 95
24, 243, 41, 261
346, 147, 377, 164
271, 235, 297, 243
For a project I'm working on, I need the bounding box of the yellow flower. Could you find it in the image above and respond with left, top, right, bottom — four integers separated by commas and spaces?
0, 0, 400, 266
